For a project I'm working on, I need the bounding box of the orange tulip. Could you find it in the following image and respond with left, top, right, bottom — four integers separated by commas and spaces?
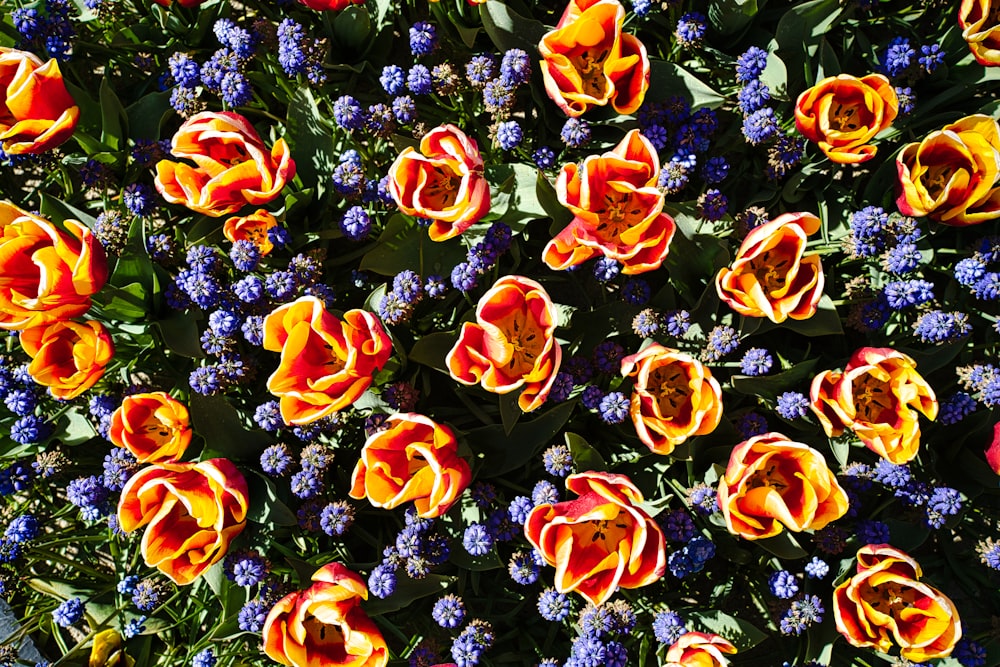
834, 544, 962, 662
109, 392, 192, 464
524, 471, 666, 605
543, 129, 676, 274
387, 124, 489, 241
664, 632, 737, 667
223, 209, 278, 256
264, 296, 393, 426
960, 0, 1000, 66
715, 212, 825, 323
155, 111, 295, 218
262, 562, 389, 667
810, 347, 938, 464
718, 432, 849, 540
0, 47, 79, 154
539, 0, 650, 117
446, 275, 562, 413
0, 201, 108, 331
350, 413, 471, 518
297, 0, 363, 9
117, 458, 249, 585
794, 74, 898, 165
21, 320, 114, 400
620, 344, 722, 455
896, 114, 1000, 225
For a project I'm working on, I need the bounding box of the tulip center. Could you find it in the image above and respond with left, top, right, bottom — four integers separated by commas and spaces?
866, 580, 917, 615
142, 422, 174, 445
648, 362, 691, 418
496, 309, 544, 376
594, 189, 645, 239
747, 250, 791, 292
302, 614, 347, 652
746, 463, 790, 492
583, 512, 632, 549
829, 101, 862, 132
422, 165, 460, 210
853, 374, 893, 423
923, 164, 956, 200
572, 47, 610, 99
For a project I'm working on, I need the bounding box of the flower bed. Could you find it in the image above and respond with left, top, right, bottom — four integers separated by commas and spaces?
0, 0, 999, 666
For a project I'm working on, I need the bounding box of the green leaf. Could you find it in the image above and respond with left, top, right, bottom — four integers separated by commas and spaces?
408, 332, 455, 372
359, 214, 466, 277
99, 76, 128, 151
490, 163, 551, 228
97, 282, 148, 321
470, 400, 576, 478
565, 432, 606, 471
285, 87, 335, 193
781, 295, 843, 337
647, 61, 725, 110
730, 358, 819, 401
755, 531, 808, 560
110, 216, 154, 290
56, 407, 98, 446
364, 574, 454, 617
189, 393, 273, 463
687, 610, 769, 651
499, 391, 522, 435
125, 91, 171, 141
38, 193, 99, 230
332, 5, 371, 51
480, 1, 548, 55
154, 312, 205, 359
245, 473, 298, 526
708, 0, 758, 36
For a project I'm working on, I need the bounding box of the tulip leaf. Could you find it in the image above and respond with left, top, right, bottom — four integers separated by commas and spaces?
245, 473, 297, 527
781, 295, 843, 337
647, 61, 725, 110
359, 214, 467, 278
754, 532, 808, 560
285, 87, 335, 194
480, 1, 547, 56
708, 0, 758, 36
687, 610, 769, 651
125, 91, 171, 142
96, 282, 148, 322
153, 311, 205, 359
37, 193, 99, 231
730, 358, 819, 401
55, 407, 98, 446
470, 400, 576, 478
99, 76, 127, 151
364, 574, 454, 617
332, 6, 371, 51
408, 331, 456, 372
190, 393, 273, 463
565, 431, 606, 471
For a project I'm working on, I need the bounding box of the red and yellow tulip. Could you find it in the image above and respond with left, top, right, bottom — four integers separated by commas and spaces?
21, 320, 114, 400
620, 344, 723, 455
446, 276, 561, 412
834, 544, 962, 662
524, 471, 666, 605
719, 432, 849, 540
543, 129, 676, 274
539, 0, 649, 117
117, 459, 249, 585
810, 347, 938, 464
896, 114, 1000, 226
264, 296, 393, 426
0, 47, 79, 154
262, 562, 389, 667
155, 111, 295, 218
109, 392, 192, 464
716, 212, 824, 323
387, 124, 489, 241
794, 74, 898, 165
350, 413, 471, 519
